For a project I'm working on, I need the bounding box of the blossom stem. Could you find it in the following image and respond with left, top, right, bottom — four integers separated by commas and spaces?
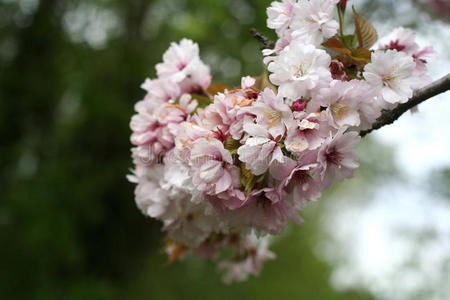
337, 4, 345, 40
360, 73, 450, 137
248, 29, 449, 138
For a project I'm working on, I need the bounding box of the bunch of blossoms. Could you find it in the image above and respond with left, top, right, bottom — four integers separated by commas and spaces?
128, 0, 433, 283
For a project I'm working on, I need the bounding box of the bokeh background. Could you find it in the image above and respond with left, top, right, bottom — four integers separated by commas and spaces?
1, 0, 449, 299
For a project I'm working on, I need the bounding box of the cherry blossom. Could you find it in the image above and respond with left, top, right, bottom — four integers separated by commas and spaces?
127, 2, 433, 283
363, 50, 417, 104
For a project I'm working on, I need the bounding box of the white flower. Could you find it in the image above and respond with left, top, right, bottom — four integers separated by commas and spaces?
237, 123, 285, 176
317, 80, 362, 129
267, 0, 296, 34
290, 0, 339, 46
285, 111, 325, 154
268, 41, 332, 100
219, 237, 275, 284
252, 88, 293, 138
156, 38, 211, 90
129, 165, 179, 222
318, 127, 360, 189
166, 197, 219, 247
189, 138, 236, 195
363, 50, 417, 104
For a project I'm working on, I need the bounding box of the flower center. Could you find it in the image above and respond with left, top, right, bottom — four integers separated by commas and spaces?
326, 147, 342, 165
331, 103, 349, 120
263, 109, 282, 127
294, 64, 306, 78
177, 62, 187, 71
387, 40, 405, 52
382, 74, 396, 87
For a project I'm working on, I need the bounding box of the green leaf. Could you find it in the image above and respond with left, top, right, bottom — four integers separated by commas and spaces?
341, 34, 358, 49
352, 6, 378, 49
224, 136, 241, 154
191, 94, 211, 108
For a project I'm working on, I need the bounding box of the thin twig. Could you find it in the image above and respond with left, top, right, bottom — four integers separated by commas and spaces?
250, 28, 275, 50
249, 29, 450, 137
360, 73, 450, 137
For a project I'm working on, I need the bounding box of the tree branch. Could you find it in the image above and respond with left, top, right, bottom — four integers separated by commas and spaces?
250, 28, 275, 50
248, 29, 450, 137
360, 73, 450, 137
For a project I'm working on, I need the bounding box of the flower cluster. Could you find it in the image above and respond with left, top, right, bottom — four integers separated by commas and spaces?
128, 0, 432, 283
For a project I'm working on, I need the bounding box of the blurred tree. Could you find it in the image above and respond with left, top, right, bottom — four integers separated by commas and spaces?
0, 0, 377, 299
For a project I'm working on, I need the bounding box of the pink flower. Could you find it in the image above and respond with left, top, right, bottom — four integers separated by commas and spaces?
292, 100, 307, 112
318, 127, 360, 189
266, 0, 296, 34
196, 76, 259, 138
363, 50, 417, 104
129, 165, 178, 221
285, 111, 326, 154
219, 238, 275, 284
317, 80, 362, 129
252, 88, 293, 138
281, 157, 322, 207
174, 122, 212, 162
189, 138, 236, 195
330, 59, 349, 81
237, 123, 286, 176
166, 198, 219, 247
206, 188, 246, 210
263, 34, 293, 65
155, 94, 197, 125
268, 41, 332, 100
379, 27, 419, 54
156, 38, 211, 91
290, 0, 339, 46
130, 94, 198, 162
229, 188, 302, 235
141, 78, 181, 105
412, 46, 434, 84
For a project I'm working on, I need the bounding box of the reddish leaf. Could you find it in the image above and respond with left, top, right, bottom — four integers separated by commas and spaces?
323, 37, 352, 55
353, 7, 378, 49
166, 239, 187, 264
206, 83, 231, 96
255, 69, 277, 92
350, 47, 372, 65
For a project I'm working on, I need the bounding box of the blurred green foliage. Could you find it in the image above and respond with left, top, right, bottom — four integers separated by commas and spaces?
0, 0, 378, 299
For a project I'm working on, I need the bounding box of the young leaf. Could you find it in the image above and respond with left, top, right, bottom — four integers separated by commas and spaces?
350, 47, 372, 65
341, 34, 358, 49
240, 163, 258, 195
323, 37, 352, 55
352, 6, 378, 49
166, 238, 187, 264
224, 136, 241, 154
191, 94, 212, 108
206, 83, 230, 97
255, 69, 277, 92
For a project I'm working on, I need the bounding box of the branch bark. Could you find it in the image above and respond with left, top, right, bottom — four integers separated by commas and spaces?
249, 29, 450, 137
250, 28, 275, 50
360, 73, 450, 137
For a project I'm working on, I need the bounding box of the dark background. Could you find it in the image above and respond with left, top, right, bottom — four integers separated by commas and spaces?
1, 0, 448, 299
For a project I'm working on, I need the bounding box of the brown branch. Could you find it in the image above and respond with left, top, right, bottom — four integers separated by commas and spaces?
250, 28, 275, 50
360, 73, 450, 137
248, 29, 450, 137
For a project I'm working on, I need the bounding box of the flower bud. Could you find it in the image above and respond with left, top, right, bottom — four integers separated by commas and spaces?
292, 100, 307, 111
